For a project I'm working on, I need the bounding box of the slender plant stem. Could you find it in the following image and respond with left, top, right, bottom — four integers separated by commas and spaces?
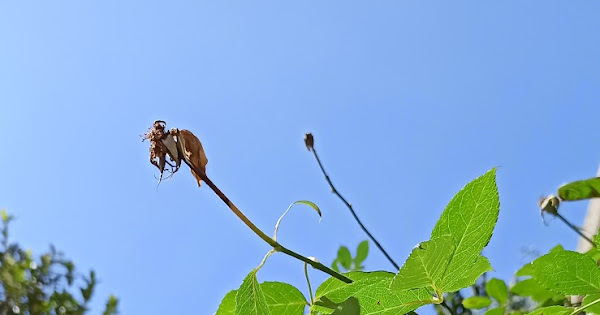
183, 159, 352, 284
554, 212, 596, 248
572, 296, 600, 315
309, 147, 400, 270
304, 262, 314, 305
438, 300, 455, 315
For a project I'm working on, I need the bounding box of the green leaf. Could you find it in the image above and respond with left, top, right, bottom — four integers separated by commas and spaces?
557, 177, 600, 201
331, 297, 360, 315
462, 296, 491, 309
531, 249, 600, 295
515, 263, 533, 277
510, 278, 555, 302
390, 236, 455, 292
0, 210, 6, 222
102, 295, 118, 315
581, 293, 600, 315
236, 270, 271, 315
430, 168, 499, 292
216, 290, 236, 315
313, 271, 431, 315
449, 255, 492, 290
261, 282, 307, 314
486, 278, 508, 305
484, 307, 506, 315
527, 306, 571, 315
331, 259, 340, 272
337, 247, 352, 270
354, 241, 369, 265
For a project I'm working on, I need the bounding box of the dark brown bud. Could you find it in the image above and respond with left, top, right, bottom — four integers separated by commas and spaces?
304, 133, 314, 151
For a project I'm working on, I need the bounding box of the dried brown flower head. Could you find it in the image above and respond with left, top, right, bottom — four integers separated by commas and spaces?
304, 133, 314, 151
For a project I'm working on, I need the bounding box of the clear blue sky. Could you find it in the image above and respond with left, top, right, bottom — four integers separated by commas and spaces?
1, 1, 600, 314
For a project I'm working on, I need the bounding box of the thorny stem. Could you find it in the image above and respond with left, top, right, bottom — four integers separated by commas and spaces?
304, 262, 314, 305
309, 147, 400, 270
183, 159, 353, 284
554, 212, 596, 248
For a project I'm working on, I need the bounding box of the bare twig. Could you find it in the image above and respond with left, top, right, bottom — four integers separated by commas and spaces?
305, 133, 400, 270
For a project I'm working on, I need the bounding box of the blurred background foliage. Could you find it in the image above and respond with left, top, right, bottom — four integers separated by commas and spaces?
0, 210, 117, 315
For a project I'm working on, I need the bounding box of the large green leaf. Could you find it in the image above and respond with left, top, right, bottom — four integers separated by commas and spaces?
390, 236, 455, 292
313, 272, 430, 315
236, 270, 270, 315
557, 177, 600, 201
486, 278, 508, 305
448, 255, 492, 290
531, 249, 600, 295
233, 271, 307, 315
581, 293, 600, 315
430, 168, 499, 292
527, 306, 571, 315
462, 296, 491, 309
484, 307, 505, 315
261, 282, 307, 315
510, 279, 555, 302
216, 290, 236, 315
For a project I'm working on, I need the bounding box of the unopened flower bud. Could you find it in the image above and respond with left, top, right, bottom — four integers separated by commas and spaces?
304, 133, 314, 151
538, 194, 560, 215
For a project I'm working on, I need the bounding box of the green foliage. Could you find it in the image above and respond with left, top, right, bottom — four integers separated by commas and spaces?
0, 211, 118, 315
485, 278, 507, 305
331, 241, 369, 273
462, 296, 491, 309
531, 249, 600, 295
557, 177, 600, 201
217, 270, 308, 315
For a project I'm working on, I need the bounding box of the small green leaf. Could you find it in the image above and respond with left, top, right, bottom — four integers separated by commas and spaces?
527, 306, 571, 315
462, 296, 491, 309
431, 168, 499, 292
354, 241, 369, 265
390, 236, 454, 292
532, 249, 600, 295
337, 247, 352, 270
331, 259, 340, 272
236, 270, 271, 315
582, 293, 600, 315
0, 210, 6, 222
486, 278, 508, 305
510, 278, 555, 302
313, 271, 430, 315
484, 307, 505, 315
261, 282, 307, 314
557, 177, 600, 201
216, 290, 236, 315
102, 295, 118, 315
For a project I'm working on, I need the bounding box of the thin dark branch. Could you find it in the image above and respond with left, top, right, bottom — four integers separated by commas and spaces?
310, 146, 400, 270
554, 212, 597, 248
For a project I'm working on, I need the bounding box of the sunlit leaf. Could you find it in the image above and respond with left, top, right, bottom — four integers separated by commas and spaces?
261, 282, 307, 314
390, 236, 454, 292
532, 249, 600, 295
527, 306, 571, 315
313, 271, 430, 315
215, 290, 236, 315
431, 168, 499, 292
484, 307, 505, 315
557, 177, 600, 201
236, 270, 271, 315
